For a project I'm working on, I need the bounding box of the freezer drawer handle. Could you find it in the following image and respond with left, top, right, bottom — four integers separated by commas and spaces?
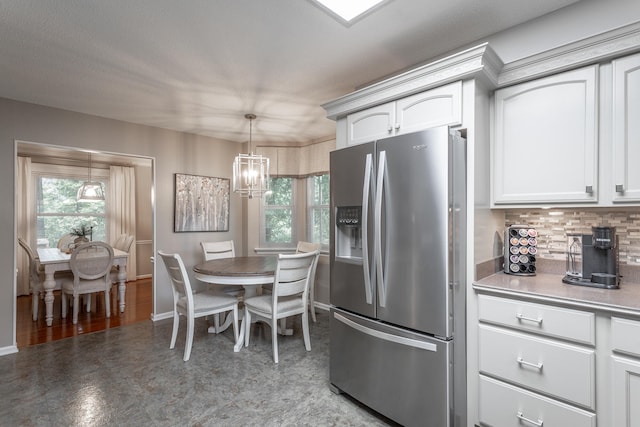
517, 357, 543, 371
333, 312, 437, 352
516, 411, 544, 427
516, 313, 543, 325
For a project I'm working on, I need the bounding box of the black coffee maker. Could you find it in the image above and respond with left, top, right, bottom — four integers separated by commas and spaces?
563, 226, 620, 289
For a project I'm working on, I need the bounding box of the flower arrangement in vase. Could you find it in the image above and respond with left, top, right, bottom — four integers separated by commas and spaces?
70, 223, 93, 244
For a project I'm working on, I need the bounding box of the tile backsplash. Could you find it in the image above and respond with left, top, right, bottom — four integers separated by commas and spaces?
504, 208, 640, 266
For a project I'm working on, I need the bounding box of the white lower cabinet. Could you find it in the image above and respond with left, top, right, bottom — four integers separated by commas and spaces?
611, 316, 640, 427
477, 294, 597, 426
611, 356, 640, 427
479, 375, 596, 427
479, 325, 595, 409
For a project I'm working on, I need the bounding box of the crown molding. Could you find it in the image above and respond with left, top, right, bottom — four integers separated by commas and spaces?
498, 21, 640, 87
322, 43, 503, 120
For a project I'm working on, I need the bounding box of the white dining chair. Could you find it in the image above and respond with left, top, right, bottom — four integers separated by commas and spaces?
60, 241, 114, 325
18, 238, 53, 321
158, 250, 239, 362
242, 250, 318, 363
201, 240, 235, 260
295, 241, 321, 322
110, 234, 134, 285
200, 240, 242, 333
57, 234, 76, 252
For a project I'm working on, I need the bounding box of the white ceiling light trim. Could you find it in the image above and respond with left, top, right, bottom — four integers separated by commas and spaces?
312, 0, 388, 23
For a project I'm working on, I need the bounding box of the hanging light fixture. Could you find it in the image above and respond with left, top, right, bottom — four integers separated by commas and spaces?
233, 114, 270, 198
77, 152, 105, 202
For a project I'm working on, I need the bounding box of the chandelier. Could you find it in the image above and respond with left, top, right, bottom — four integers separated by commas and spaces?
77, 152, 105, 202
232, 114, 270, 198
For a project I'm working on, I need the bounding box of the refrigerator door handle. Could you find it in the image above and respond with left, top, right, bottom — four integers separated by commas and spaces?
333, 312, 437, 352
361, 153, 373, 305
375, 150, 387, 307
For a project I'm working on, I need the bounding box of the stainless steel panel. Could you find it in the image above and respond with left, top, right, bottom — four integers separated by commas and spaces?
330, 308, 452, 427
330, 143, 376, 318
375, 126, 460, 337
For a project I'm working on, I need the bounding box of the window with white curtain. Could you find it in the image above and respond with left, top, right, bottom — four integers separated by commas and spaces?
307, 174, 330, 249
260, 177, 297, 248
32, 163, 108, 247
259, 174, 330, 250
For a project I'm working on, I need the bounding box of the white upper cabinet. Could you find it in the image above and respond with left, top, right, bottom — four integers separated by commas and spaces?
493, 65, 599, 205
346, 103, 395, 145
346, 81, 462, 146
612, 52, 640, 202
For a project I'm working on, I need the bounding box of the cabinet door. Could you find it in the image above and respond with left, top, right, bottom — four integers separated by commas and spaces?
612, 53, 640, 202
347, 103, 394, 146
395, 81, 462, 135
611, 355, 640, 427
493, 66, 599, 204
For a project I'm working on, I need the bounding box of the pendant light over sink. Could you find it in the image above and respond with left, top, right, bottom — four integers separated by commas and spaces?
232, 114, 270, 199
77, 152, 105, 202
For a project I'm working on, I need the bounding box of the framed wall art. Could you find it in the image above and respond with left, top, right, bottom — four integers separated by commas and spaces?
174, 173, 230, 232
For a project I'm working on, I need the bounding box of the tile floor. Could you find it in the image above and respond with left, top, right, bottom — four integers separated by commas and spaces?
1, 311, 397, 426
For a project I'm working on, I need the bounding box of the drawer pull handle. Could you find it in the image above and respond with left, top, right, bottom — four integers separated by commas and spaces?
516, 313, 543, 325
517, 357, 543, 371
517, 411, 544, 427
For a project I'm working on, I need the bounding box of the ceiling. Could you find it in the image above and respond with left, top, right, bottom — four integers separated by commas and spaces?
0, 0, 580, 147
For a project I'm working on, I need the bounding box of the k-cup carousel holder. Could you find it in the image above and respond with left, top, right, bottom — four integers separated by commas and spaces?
504, 225, 537, 276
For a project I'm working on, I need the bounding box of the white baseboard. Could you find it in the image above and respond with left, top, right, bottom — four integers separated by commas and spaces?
150, 311, 173, 322
0, 345, 18, 356
314, 302, 330, 312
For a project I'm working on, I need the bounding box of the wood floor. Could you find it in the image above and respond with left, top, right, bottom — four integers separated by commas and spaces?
16, 277, 153, 348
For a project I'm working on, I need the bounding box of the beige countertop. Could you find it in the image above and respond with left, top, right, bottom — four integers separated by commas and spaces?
473, 272, 640, 316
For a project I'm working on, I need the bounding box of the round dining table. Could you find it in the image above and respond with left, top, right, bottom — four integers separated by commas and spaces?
193, 255, 282, 352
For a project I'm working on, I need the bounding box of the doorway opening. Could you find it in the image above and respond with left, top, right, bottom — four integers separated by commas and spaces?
15, 141, 155, 348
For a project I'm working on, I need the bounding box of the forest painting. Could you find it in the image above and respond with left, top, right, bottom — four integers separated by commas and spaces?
174, 173, 230, 232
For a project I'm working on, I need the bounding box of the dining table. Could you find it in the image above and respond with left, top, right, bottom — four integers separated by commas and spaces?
36, 246, 129, 326
194, 255, 289, 352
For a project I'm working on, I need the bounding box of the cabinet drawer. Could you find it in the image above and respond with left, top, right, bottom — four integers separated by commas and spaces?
612, 316, 640, 357
479, 324, 595, 409
479, 375, 596, 427
478, 294, 595, 345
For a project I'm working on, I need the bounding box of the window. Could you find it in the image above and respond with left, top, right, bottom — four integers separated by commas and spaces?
36, 171, 107, 247
308, 174, 330, 249
261, 177, 296, 247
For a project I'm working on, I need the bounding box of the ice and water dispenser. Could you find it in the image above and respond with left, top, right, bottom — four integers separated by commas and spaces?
335, 206, 363, 261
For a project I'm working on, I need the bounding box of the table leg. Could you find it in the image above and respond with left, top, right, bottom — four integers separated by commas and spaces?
208, 312, 233, 334
117, 265, 127, 313
234, 314, 246, 352
42, 270, 56, 327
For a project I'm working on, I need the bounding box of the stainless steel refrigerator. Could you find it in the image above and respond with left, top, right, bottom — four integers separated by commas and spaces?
329, 126, 467, 427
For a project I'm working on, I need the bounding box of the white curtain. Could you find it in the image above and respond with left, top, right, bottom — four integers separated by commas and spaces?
108, 166, 137, 281
16, 156, 35, 296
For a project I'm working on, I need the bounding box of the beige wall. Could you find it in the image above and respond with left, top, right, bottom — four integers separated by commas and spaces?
0, 97, 242, 352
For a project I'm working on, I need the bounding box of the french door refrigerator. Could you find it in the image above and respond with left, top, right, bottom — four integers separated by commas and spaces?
329, 126, 467, 427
